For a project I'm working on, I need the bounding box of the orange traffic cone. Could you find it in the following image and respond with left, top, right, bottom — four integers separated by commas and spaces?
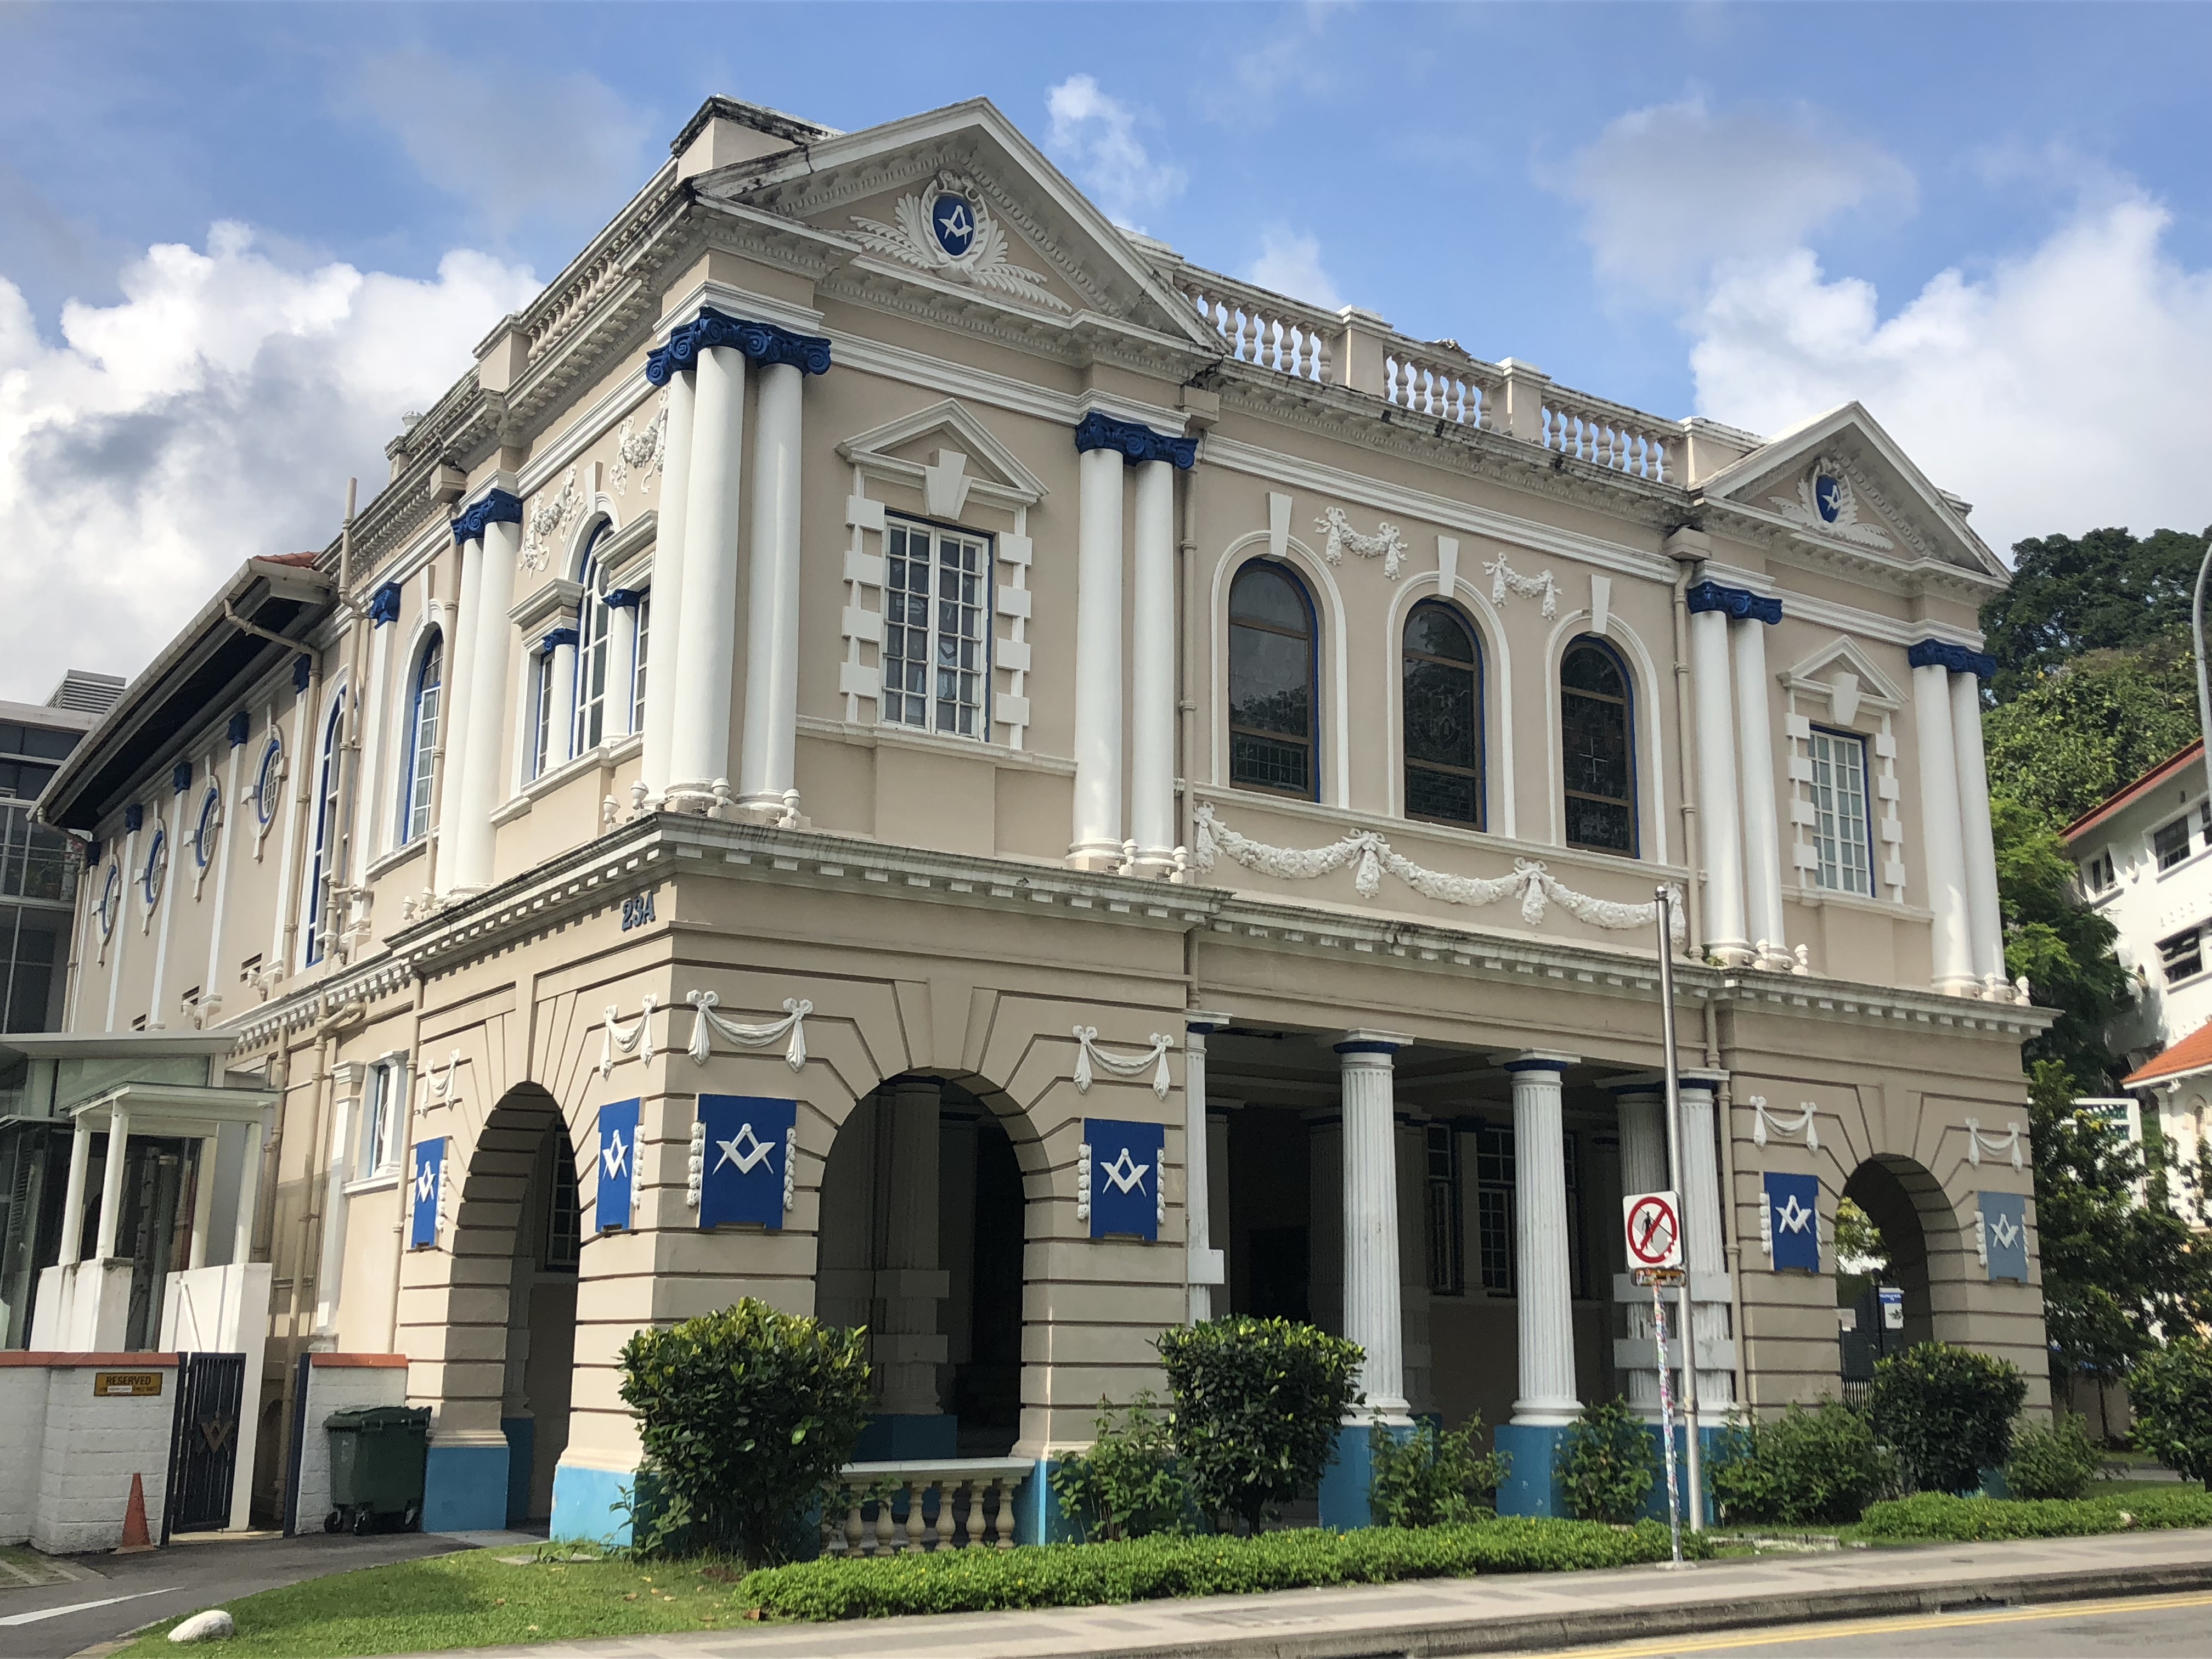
117, 1473, 156, 1553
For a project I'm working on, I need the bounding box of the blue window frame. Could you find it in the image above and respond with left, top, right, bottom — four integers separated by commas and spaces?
399, 632, 442, 845
1560, 635, 1637, 856
192, 786, 220, 870
97, 863, 120, 940
1403, 600, 1483, 828
141, 827, 166, 908
303, 693, 344, 966
574, 527, 613, 756
253, 736, 282, 827
1228, 560, 1319, 800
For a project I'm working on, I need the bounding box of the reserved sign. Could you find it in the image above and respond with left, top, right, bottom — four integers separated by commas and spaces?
93, 1372, 162, 1397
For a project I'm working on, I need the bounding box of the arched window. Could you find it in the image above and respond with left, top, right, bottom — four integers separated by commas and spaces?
1228, 561, 1318, 799
192, 787, 221, 871
1403, 601, 1483, 828
573, 527, 613, 756
303, 692, 345, 966
1560, 636, 1636, 856
399, 633, 442, 845
253, 735, 283, 828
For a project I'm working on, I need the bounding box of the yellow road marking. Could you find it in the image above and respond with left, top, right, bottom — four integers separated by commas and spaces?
1535, 1586, 2212, 1656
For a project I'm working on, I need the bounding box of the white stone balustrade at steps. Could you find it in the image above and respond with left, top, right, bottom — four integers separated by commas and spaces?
820, 1457, 1031, 1556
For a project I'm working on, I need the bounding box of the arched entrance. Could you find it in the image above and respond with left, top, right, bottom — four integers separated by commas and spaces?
1839, 1155, 1954, 1387
815, 1074, 1025, 1459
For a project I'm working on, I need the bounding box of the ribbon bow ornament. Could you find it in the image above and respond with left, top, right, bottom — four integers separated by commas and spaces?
1072, 1026, 1173, 1098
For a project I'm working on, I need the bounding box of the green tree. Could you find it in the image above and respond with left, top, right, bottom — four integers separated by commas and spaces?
1990, 793, 2134, 1084
1978, 525, 2209, 704
1981, 640, 2202, 831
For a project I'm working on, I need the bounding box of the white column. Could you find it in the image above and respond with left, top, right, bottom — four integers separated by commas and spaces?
1678, 1073, 1734, 1406
668, 345, 746, 806
314, 1081, 354, 1332
434, 539, 481, 893
232, 1116, 266, 1266
1508, 1052, 1581, 1425
187, 1133, 220, 1271
104, 825, 138, 1032
95, 1107, 130, 1260
878, 1077, 946, 1418
639, 371, 696, 798
1732, 617, 1787, 968
146, 800, 177, 1025
737, 360, 805, 820
1912, 662, 1977, 995
1610, 1081, 1668, 1417
547, 639, 579, 768
1128, 458, 1177, 875
1069, 445, 1126, 870
1950, 670, 2005, 994
605, 594, 640, 740
202, 735, 246, 1021
1689, 608, 1748, 964
1184, 1015, 1229, 1323
58, 1119, 92, 1266
453, 515, 519, 890
357, 618, 395, 864
1335, 1034, 1409, 1420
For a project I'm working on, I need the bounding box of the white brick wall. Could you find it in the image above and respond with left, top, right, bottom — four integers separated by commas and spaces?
293, 1361, 409, 1533
0, 1369, 53, 1543
15, 1364, 179, 1553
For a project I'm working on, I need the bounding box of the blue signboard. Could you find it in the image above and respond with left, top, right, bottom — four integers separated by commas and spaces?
1764, 1172, 1821, 1271
696, 1095, 797, 1229
1981, 1191, 2029, 1282
596, 1099, 640, 1233
1084, 1118, 1165, 1241
409, 1138, 445, 1249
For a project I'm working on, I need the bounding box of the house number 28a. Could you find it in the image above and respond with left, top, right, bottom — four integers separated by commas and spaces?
620, 891, 657, 930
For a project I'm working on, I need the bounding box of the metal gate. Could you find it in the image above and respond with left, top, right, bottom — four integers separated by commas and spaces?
163, 1351, 245, 1539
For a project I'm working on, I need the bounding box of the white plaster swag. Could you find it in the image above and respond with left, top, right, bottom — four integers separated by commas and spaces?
599, 995, 659, 1080
687, 990, 811, 1070
1963, 1118, 2027, 1170
1316, 507, 1407, 579
425, 1049, 461, 1105
1484, 555, 1558, 617
1072, 1026, 1173, 1099
522, 466, 582, 572
1191, 803, 1686, 948
611, 391, 667, 496
1748, 1095, 1819, 1152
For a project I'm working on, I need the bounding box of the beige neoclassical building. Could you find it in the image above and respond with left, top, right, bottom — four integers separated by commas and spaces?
19, 93, 2050, 1538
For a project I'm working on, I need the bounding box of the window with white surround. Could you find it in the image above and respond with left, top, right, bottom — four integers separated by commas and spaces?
528, 651, 555, 780
2155, 816, 2192, 871
399, 633, 442, 844
879, 517, 990, 738
2160, 926, 2203, 985
573, 530, 614, 755
302, 692, 345, 966
360, 1059, 404, 1178
1809, 727, 1875, 897
629, 592, 650, 735
2081, 850, 2116, 896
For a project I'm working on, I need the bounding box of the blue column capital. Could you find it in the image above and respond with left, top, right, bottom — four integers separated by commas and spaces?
1907, 639, 1997, 679
226, 711, 251, 749
539, 625, 580, 654
1074, 410, 1198, 470
646, 306, 832, 385
123, 804, 144, 834
1685, 579, 1782, 625
602, 587, 644, 610
366, 582, 403, 625
292, 652, 313, 693
171, 760, 193, 795
452, 490, 523, 544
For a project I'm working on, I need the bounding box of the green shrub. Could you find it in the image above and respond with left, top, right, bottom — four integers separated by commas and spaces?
2005, 1414, 2103, 1500
2130, 1336, 2212, 1482
1866, 1341, 2027, 1495
1154, 1317, 1362, 1531
1708, 1402, 1895, 1525
738, 1520, 1710, 1620
1368, 1415, 1506, 1527
1051, 1393, 1192, 1541
1558, 1397, 1656, 1524
617, 1297, 871, 1565
1858, 1489, 2212, 1542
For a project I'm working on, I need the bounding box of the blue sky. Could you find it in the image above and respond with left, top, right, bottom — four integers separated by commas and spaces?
3, 2, 2209, 692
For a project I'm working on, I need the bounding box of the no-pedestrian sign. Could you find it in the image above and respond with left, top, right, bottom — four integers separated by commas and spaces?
1623, 1189, 1683, 1269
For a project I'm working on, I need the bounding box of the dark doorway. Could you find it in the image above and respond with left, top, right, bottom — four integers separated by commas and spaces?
953, 1119, 1023, 1455
1228, 1107, 1311, 1320
1842, 1159, 1935, 1353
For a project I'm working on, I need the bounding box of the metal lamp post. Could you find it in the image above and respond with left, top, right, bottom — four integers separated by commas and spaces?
1654, 885, 1704, 1532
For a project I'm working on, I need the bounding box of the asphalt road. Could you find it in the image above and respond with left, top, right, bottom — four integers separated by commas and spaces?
1527, 1586, 2212, 1658
0, 1531, 461, 1659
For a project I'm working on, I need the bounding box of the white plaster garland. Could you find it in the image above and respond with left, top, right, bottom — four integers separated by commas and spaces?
425, 1049, 461, 1107
1483, 555, 1559, 617
1963, 1117, 2027, 1171
1073, 1026, 1174, 1099
1190, 803, 1686, 948
1748, 1094, 1819, 1152
1075, 1140, 1093, 1223
599, 995, 659, 1080
686, 990, 811, 1070
850, 176, 1070, 312
522, 466, 582, 572
1316, 506, 1407, 579
611, 391, 667, 496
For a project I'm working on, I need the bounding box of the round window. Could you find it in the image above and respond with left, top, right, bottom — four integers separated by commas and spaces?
142, 829, 167, 907
255, 738, 283, 826
97, 864, 120, 940
194, 787, 221, 868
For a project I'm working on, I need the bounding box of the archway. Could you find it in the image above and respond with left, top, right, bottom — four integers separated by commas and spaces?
1841, 1155, 1952, 1378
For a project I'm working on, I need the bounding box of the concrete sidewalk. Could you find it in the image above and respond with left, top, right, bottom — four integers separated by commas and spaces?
407, 1527, 2212, 1659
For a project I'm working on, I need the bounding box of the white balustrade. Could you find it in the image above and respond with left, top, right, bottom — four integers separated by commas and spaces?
1174, 277, 1335, 381
1538, 390, 1672, 481
819, 1458, 1030, 1556
1383, 349, 1502, 430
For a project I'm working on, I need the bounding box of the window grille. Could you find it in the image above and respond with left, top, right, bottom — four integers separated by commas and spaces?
2155, 817, 2191, 871
1425, 1122, 1463, 1294
881, 519, 990, 738
2160, 927, 2202, 984
1560, 639, 1634, 855
1475, 1124, 1516, 1295
1809, 729, 1874, 896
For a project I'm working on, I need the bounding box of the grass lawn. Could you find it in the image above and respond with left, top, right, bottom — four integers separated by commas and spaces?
118, 1549, 757, 1658
2090, 1476, 2205, 1499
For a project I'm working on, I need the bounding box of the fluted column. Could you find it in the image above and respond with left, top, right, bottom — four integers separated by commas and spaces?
1128, 458, 1177, 874
667, 342, 746, 808
1949, 665, 2005, 994
1678, 1071, 1733, 1406
878, 1077, 946, 1419
736, 357, 808, 821
454, 509, 520, 890
637, 369, 696, 798
1508, 1052, 1581, 1424
545, 630, 579, 769
1184, 1013, 1231, 1324
603, 589, 641, 740
433, 537, 481, 892
1687, 603, 1748, 964
1731, 612, 1787, 968
1335, 1032, 1410, 1420
1069, 444, 1125, 870
1607, 1079, 1668, 1417
1910, 655, 1977, 995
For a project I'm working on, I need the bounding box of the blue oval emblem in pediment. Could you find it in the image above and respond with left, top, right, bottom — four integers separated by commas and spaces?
930, 190, 977, 257
1813, 473, 1843, 523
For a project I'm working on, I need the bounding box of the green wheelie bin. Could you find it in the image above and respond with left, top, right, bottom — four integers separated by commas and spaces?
325, 1405, 431, 1535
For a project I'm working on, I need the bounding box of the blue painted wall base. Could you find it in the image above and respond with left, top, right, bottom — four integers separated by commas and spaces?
1008, 1458, 1065, 1544
1640, 1424, 1726, 1526
422, 1442, 511, 1534
853, 1413, 960, 1461
549, 1458, 637, 1545
1318, 1419, 1415, 1530
1494, 1424, 1573, 1517
501, 1418, 534, 1529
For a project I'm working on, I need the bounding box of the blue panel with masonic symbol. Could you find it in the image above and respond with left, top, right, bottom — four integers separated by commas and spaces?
1813, 473, 1843, 523
595, 1099, 640, 1233
930, 190, 977, 258
1764, 1172, 1821, 1271
1980, 1190, 2029, 1282
1085, 1118, 1165, 1240
409, 1137, 445, 1250
696, 1094, 797, 1229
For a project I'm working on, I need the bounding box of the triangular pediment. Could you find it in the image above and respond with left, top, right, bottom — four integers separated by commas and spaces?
1781, 636, 1906, 724
1697, 403, 2005, 580
693, 99, 1223, 352
838, 398, 1048, 515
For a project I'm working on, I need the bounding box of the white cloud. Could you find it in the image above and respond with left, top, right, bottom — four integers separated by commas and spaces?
0, 223, 539, 695
1555, 98, 1915, 308
1245, 229, 1342, 311
1689, 193, 2212, 553
1200, 1, 1342, 126
1045, 74, 1187, 229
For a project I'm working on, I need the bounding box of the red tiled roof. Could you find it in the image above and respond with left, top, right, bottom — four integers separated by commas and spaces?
2063, 739, 2205, 843
257, 552, 322, 568
2124, 1018, 2212, 1087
